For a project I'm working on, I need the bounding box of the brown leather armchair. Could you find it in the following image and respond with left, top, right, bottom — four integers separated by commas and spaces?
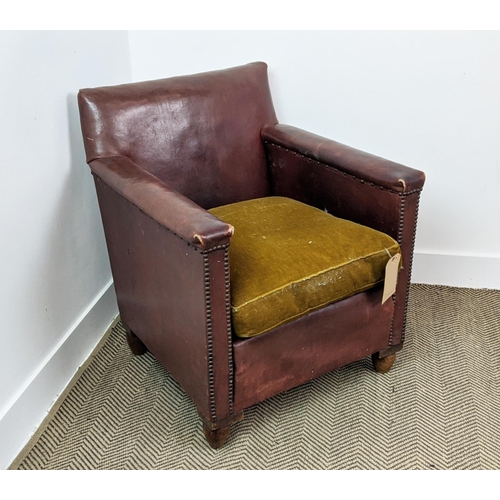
78, 62, 425, 449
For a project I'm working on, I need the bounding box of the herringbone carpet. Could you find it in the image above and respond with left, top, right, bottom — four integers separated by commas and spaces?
13, 284, 500, 469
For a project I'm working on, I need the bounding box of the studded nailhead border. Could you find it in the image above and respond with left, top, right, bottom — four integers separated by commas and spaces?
224, 248, 235, 414
202, 253, 217, 421
401, 191, 421, 343
388, 194, 407, 346
202, 243, 233, 423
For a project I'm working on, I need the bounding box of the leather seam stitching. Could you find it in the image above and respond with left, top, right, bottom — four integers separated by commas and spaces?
204, 248, 234, 422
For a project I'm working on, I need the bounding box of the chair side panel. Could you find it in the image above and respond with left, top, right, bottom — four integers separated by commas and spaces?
94, 175, 216, 418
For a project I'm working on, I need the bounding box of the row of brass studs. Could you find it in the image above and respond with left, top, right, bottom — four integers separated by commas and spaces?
394, 194, 407, 346
202, 243, 230, 254
401, 191, 421, 343
224, 248, 234, 414
397, 194, 406, 245
388, 194, 407, 346
203, 253, 217, 422
186, 239, 230, 254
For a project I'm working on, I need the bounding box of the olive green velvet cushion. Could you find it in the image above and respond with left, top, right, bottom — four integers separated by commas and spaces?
209, 197, 400, 339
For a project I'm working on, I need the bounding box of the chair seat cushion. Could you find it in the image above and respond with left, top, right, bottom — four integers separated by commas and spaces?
209, 197, 400, 338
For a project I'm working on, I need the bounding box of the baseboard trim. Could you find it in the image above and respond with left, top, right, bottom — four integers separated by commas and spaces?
412, 252, 500, 289
1, 282, 119, 470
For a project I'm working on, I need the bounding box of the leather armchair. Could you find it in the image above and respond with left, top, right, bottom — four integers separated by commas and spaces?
78, 62, 425, 448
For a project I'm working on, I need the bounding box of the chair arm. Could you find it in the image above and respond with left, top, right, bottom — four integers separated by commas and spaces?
262, 124, 425, 193
91, 163, 233, 424
262, 123, 426, 349
89, 156, 234, 251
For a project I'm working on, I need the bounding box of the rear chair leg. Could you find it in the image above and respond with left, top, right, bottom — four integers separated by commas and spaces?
125, 328, 148, 355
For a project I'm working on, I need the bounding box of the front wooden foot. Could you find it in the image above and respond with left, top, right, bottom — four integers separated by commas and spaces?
203, 422, 232, 449
372, 353, 396, 374
200, 411, 244, 449
126, 329, 148, 355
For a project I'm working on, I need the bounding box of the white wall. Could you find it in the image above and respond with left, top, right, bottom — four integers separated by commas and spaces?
0, 31, 131, 469
129, 31, 500, 289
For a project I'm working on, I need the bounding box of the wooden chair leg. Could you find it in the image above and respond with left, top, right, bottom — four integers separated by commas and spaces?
201, 412, 244, 449
203, 422, 232, 449
126, 328, 148, 355
372, 353, 396, 374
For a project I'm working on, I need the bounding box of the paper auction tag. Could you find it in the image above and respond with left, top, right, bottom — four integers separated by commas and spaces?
382, 253, 401, 304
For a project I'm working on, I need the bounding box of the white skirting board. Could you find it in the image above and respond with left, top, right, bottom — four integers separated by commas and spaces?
0, 282, 118, 470
412, 252, 500, 290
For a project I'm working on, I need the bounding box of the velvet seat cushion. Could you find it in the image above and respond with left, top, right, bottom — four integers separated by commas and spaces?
209, 197, 400, 339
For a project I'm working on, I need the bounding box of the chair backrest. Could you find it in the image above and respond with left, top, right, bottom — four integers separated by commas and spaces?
78, 62, 278, 209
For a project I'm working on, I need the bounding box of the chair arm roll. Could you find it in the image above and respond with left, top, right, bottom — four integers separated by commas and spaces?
262, 124, 425, 193
89, 156, 233, 251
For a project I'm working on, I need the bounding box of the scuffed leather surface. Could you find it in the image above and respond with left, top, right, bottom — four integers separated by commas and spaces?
262, 124, 425, 193
79, 62, 278, 209
90, 156, 233, 250
233, 284, 394, 411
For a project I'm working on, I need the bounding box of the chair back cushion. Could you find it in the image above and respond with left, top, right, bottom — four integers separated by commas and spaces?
78, 62, 277, 208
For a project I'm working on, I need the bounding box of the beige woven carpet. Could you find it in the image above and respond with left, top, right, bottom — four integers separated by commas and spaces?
15, 284, 500, 469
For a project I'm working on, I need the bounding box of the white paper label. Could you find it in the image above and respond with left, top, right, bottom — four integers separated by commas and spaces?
382, 253, 401, 304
